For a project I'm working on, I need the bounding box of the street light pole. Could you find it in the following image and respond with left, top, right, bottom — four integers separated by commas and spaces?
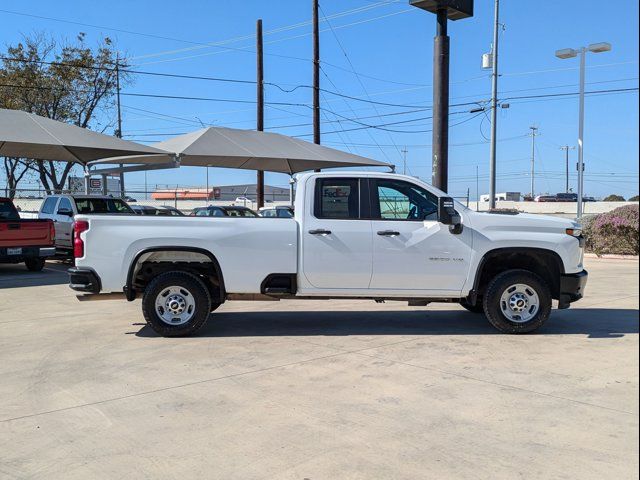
577, 47, 586, 219
555, 42, 611, 220
409, 1, 474, 193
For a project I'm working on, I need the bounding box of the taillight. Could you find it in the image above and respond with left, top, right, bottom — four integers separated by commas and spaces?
73, 220, 89, 258
49, 220, 55, 242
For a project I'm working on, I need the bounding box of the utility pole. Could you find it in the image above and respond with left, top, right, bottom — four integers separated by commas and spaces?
115, 56, 125, 198
529, 126, 538, 198
560, 145, 575, 193
312, 0, 320, 147
401, 147, 408, 175
487, 0, 500, 210
256, 19, 265, 208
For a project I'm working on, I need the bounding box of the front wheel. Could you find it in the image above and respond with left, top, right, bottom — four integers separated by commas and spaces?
483, 269, 552, 334
142, 271, 212, 337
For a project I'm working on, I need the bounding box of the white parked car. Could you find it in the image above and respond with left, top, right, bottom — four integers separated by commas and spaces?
234, 196, 252, 206
69, 172, 587, 337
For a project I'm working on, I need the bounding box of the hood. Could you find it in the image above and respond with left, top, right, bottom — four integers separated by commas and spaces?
469, 210, 580, 233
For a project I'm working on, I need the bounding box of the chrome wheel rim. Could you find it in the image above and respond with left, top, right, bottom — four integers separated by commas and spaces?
155, 286, 195, 325
499, 283, 539, 323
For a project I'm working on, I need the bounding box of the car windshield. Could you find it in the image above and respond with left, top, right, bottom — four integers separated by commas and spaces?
0, 200, 20, 220
75, 198, 134, 214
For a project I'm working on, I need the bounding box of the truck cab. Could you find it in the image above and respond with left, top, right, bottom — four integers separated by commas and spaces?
69, 172, 588, 337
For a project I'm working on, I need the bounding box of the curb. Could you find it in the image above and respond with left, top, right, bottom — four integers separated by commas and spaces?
585, 253, 639, 260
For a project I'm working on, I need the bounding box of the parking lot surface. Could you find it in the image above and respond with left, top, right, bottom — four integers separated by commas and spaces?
0, 257, 638, 479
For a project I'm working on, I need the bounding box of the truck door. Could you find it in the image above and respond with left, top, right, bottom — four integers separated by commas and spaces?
368, 178, 472, 294
54, 197, 74, 250
301, 177, 373, 289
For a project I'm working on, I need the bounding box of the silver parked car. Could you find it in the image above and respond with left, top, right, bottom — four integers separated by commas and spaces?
38, 195, 134, 254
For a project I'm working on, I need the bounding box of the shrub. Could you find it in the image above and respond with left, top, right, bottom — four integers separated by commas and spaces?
629, 195, 639, 202
583, 204, 639, 255
603, 194, 626, 202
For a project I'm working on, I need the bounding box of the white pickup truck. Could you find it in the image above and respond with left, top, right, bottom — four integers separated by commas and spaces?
69, 172, 587, 337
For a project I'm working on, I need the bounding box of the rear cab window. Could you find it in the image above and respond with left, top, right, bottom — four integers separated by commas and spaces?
0, 199, 20, 221
74, 198, 134, 214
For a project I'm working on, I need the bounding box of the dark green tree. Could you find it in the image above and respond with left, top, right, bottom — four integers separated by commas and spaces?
1, 33, 129, 193
603, 194, 626, 202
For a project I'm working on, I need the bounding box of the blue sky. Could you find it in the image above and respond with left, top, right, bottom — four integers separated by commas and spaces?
2, 0, 638, 199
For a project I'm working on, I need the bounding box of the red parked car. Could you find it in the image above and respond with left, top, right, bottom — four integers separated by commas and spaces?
0, 198, 55, 271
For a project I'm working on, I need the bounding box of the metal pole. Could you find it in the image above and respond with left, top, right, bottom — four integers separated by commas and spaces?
256, 19, 265, 209
206, 166, 209, 206
560, 145, 573, 193
529, 126, 538, 198
488, 0, 500, 210
402, 147, 408, 175
476, 165, 479, 211
312, 0, 320, 147
84, 165, 90, 194
115, 57, 125, 198
289, 175, 295, 207
577, 47, 586, 220
432, 8, 450, 192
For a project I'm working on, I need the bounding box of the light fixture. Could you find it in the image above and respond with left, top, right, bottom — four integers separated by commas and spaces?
555, 48, 578, 59
588, 42, 612, 53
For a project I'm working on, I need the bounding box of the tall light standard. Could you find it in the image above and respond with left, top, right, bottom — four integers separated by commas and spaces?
409, 0, 474, 193
555, 42, 611, 220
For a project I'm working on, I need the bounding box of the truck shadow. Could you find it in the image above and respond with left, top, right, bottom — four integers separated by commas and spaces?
0, 261, 69, 289
135, 307, 638, 339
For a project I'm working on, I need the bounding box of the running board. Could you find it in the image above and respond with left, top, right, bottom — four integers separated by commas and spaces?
76, 293, 126, 301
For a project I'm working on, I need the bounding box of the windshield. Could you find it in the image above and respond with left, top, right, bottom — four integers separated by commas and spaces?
75, 198, 134, 214
0, 200, 20, 220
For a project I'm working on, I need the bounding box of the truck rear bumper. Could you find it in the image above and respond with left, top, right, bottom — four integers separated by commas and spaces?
68, 267, 102, 294
0, 246, 56, 262
558, 270, 588, 309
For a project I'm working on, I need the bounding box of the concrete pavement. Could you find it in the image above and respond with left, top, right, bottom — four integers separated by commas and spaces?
0, 257, 637, 479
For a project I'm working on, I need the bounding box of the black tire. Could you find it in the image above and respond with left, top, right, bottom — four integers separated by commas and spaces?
25, 258, 46, 272
483, 269, 552, 334
142, 271, 212, 337
460, 297, 484, 314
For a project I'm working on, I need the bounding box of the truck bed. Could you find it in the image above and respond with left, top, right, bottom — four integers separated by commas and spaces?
75, 214, 298, 293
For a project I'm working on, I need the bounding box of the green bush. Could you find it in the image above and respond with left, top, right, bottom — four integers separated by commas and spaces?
603, 194, 626, 201
583, 205, 639, 256
629, 195, 639, 202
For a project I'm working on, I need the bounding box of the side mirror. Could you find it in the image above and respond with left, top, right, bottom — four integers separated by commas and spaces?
57, 208, 73, 217
438, 197, 463, 234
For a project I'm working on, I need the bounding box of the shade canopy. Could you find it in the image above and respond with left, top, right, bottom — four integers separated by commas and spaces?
91, 126, 392, 174
0, 108, 166, 163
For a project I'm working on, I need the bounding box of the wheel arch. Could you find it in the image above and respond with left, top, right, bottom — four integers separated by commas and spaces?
124, 246, 226, 303
470, 247, 565, 303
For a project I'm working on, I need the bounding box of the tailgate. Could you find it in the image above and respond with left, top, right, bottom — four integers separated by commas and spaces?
0, 220, 53, 247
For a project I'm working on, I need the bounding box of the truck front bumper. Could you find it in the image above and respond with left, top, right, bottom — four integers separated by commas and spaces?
68, 267, 101, 294
558, 270, 588, 309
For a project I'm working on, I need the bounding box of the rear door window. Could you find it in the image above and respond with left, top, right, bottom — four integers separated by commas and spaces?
314, 178, 361, 219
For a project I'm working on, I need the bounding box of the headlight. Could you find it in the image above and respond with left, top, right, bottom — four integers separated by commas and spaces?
566, 228, 582, 237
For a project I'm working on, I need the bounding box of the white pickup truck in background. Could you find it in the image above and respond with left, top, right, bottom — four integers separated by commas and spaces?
69, 172, 588, 337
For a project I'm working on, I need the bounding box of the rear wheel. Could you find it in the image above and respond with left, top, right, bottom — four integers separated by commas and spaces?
483, 269, 552, 334
25, 258, 46, 272
142, 271, 212, 337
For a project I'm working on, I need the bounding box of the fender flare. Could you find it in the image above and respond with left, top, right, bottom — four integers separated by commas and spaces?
124, 246, 226, 303
469, 247, 565, 302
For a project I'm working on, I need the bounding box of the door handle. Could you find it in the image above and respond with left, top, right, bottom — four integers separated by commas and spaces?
377, 230, 400, 237
308, 229, 331, 235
